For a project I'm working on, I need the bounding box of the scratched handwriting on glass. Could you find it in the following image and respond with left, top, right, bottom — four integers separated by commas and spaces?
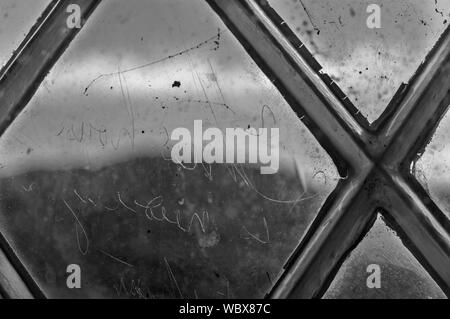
0, 0, 340, 298
1, 0, 447, 299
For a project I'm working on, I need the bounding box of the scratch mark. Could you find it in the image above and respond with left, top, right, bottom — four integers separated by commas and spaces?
98, 249, 134, 268
84, 31, 225, 94
117, 192, 137, 213
22, 183, 34, 192
117, 67, 135, 150
121, 70, 136, 149
74, 189, 87, 204
261, 104, 277, 128
196, 71, 218, 124
162, 126, 169, 147
231, 164, 318, 204
105, 203, 120, 212
207, 58, 235, 114
63, 199, 89, 255
164, 257, 183, 299
312, 170, 327, 185
56, 126, 65, 137
242, 216, 270, 244
299, 0, 320, 34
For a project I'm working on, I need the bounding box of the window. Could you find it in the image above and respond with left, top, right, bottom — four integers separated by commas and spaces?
0, 0, 50, 68
268, 0, 450, 123
0, 0, 448, 299
323, 214, 445, 299
416, 109, 450, 220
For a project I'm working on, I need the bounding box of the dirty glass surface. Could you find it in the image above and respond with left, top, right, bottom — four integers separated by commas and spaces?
0, 0, 50, 69
267, 0, 450, 123
323, 214, 446, 299
415, 106, 450, 220
0, 0, 339, 298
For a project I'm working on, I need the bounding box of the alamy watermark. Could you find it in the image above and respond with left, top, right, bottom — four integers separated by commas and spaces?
367, 4, 381, 29
66, 264, 81, 289
66, 4, 82, 29
366, 264, 381, 289
170, 120, 280, 174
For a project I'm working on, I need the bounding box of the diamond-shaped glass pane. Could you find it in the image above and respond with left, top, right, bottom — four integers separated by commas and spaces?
323, 215, 446, 299
415, 106, 450, 220
0, 0, 50, 69
0, 0, 339, 298
267, 0, 450, 123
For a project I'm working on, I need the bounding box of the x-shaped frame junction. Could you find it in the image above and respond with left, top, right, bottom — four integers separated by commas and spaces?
0, 0, 448, 298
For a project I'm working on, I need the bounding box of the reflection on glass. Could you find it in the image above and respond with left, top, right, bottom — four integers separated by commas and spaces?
415, 107, 450, 219
323, 215, 446, 299
0, 0, 50, 68
267, 0, 450, 123
0, 0, 338, 298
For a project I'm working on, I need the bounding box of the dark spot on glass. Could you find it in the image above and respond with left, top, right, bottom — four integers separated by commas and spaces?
349, 7, 355, 17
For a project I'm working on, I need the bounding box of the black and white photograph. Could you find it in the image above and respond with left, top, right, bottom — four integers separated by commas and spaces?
0, 0, 449, 306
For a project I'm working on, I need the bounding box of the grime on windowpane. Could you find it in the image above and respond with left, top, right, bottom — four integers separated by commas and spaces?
0, 0, 339, 298
415, 106, 450, 220
322, 215, 446, 299
0, 0, 50, 69
267, 0, 450, 123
